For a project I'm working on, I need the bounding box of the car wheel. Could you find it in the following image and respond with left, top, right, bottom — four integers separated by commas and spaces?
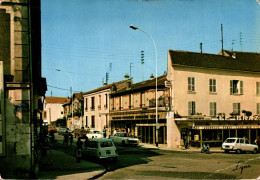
224, 150, 229, 153
112, 157, 117, 162
252, 149, 257, 154
236, 149, 241, 154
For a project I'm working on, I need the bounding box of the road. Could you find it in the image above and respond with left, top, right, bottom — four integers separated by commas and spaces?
54, 134, 260, 179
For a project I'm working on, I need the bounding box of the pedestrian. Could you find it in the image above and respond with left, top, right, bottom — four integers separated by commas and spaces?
69, 133, 73, 147
255, 136, 260, 152
76, 138, 83, 163
63, 131, 69, 147
103, 127, 107, 138
86, 126, 90, 133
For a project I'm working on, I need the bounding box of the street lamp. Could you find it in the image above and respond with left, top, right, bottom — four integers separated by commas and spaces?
129, 25, 159, 147
56, 69, 73, 128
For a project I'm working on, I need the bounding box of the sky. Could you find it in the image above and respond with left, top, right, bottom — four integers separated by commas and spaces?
41, 0, 260, 97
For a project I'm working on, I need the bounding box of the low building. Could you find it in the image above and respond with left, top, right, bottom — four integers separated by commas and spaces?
109, 75, 170, 144
43, 97, 70, 126
167, 50, 260, 148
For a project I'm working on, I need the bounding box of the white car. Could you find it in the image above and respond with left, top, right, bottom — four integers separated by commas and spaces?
109, 132, 139, 146
222, 137, 258, 154
86, 130, 103, 139
82, 139, 118, 161
57, 127, 72, 135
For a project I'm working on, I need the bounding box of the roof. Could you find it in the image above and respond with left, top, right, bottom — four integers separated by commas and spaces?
169, 50, 260, 72
74, 92, 83, 100
45, 97, 70, 104
110, 75, 167, 97
84, 79, 129, 95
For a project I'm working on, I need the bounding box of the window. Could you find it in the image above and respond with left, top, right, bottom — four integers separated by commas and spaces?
85, 98, 88, 111
91, 97, 95, 110
257, 82, 260, 95
209, 79, 216, 93
233, 103, 241, 115
188, 77, 195, 92
230, 80, 243, 95
98, 95, 101, 110
85, 116, 88, 127
239, 138, 244, 144
188, 101, 196, 115
210, 102, 217, 117
104, 94, 108, 109
91, 116, 95, 128
257, 103, 260, 114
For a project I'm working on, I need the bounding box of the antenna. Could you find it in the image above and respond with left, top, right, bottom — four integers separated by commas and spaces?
232, 39, 235, 51
221, 24, 224, 55
200, 42, 203, 53
130, 63, 133, 79
240, 32, 243, 51
141, 50, 144, 81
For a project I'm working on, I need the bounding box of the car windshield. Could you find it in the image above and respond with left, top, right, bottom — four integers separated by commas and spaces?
225, 139, 236, 143
100, 141, 113, 148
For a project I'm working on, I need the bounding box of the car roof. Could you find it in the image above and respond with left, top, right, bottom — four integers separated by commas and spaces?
89, 139, 112, 142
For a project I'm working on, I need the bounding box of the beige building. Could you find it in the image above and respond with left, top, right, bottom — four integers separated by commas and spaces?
167, 50, 260, 148
109, 75, 170, 144
0, 0, 47, 178
43, 97, 70, 125
84, 78, 130, 134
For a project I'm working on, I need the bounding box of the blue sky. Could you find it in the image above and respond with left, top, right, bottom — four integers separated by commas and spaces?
41, 0, 260, 97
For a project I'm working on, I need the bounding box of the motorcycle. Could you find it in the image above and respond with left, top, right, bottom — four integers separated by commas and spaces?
201, 143, 210, 154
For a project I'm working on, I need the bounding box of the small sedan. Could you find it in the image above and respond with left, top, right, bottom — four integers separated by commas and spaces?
109, 132, 139, 146
86, 130, 103, 139
82, 139, 118, 161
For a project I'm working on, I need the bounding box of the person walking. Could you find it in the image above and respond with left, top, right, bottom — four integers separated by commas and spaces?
76, 138, 83, 163
103, 127, 107, 138
69, 133, 73, 147
63, 131, 69, 147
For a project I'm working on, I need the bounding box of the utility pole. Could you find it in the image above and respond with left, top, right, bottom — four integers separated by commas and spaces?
141, 50, 144, 81
221, 24, 224, 55
240, 32, 243, 51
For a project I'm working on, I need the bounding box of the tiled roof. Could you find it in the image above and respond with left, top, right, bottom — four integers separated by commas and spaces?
84, 79, 129, 95
169, 50, 260, 72
111, 75, 167, 96
45, 97, 70, 104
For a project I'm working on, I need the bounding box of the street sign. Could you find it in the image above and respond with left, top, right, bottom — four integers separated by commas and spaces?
165, 80, 172, 88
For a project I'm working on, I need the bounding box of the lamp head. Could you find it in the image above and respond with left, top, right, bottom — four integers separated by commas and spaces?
130, 25, 138, 30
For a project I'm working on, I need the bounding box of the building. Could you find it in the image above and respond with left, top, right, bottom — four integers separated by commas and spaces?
84, 77, 131, 134
0, 0, 47, 178
167, 50, 260, 148
69, 92, 84, 130
109, 75, 170, 144
43, 97, 70, 126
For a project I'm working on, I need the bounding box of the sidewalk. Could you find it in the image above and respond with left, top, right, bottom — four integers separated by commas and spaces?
38, 148, 105, 179
139, 143, 224, 153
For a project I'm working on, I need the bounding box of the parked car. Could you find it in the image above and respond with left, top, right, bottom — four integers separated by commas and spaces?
222, 137, 258, 154
48, 126, 57, 133
57, 127, 72, 135
74, 129, 87, 138
82, 139, 118, 161
109, 132, 139, 146
86, 130, 103, 139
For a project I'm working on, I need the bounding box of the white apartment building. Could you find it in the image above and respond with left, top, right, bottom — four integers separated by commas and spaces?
166, 50, 260, 148
84, 79, 130, 134
43, 97, 70, 125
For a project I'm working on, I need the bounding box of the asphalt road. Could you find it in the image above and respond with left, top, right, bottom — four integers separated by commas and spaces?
54, 134, 260, 179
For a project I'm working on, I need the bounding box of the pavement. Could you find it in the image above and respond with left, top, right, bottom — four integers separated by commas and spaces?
38, 142, 223, 179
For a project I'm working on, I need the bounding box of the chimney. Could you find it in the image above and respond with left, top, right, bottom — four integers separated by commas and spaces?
127, 80, 131, 89
150, 73, 154, 80
124, 73, 130, 80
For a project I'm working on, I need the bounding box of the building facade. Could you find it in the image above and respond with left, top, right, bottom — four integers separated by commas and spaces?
43, 97, 70, 126
0, 0, 47, 178
167, 50, 260, 148
84, 79, 130, 134
109, 75, 170, 144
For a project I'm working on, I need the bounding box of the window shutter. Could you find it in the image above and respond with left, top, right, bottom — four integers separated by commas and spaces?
230, 80, 233, 94
257, 82, 260, 95
188, 77, 191, 91
188, 101, 192, 115
240, 81, 243, 94
193, 101, 196, 115
192, 78, 195, 92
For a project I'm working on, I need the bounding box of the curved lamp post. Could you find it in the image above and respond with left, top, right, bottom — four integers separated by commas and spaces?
56, 69, 73, 128
129, 25, 159, 147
